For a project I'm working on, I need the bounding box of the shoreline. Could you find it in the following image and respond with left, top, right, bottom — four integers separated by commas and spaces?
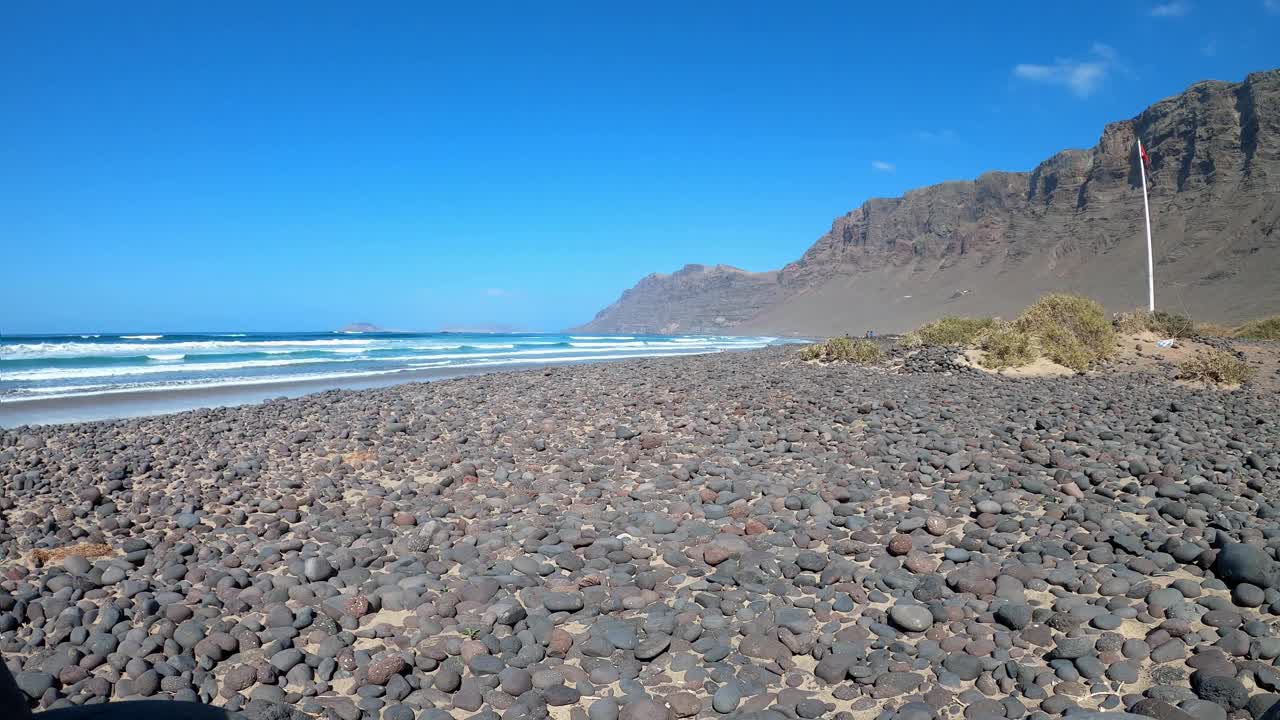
0, 353, 696, 428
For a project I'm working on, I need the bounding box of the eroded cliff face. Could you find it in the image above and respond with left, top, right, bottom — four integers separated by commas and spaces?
571, 264, 782, 334
572, 70, 1280, 336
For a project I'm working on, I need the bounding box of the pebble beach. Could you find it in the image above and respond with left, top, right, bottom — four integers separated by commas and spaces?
2, 345, 1279, 720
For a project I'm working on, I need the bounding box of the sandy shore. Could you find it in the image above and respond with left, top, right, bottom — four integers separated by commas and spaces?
2, 345, 1278, 719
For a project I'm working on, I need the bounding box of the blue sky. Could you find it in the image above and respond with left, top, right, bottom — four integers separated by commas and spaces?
2, 2, 1277, 333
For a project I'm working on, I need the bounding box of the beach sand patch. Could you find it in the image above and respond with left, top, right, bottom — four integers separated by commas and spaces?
959, 331, 1228, 380
959, 349, 1074, 378
1114, 331, 1214, 371
339, 449, 378, 466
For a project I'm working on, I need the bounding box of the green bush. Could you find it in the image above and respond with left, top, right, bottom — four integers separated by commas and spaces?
798, 337, 883, 364
1014, 294, 1115, 370
914, 316, 995, 346
1177, 350, 1255, 386
905, 295, 1115, 370
1236, 316, 1280, 340
977, 323, 1039, 369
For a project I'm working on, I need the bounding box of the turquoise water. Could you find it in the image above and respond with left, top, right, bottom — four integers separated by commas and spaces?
1, 331, 788, 402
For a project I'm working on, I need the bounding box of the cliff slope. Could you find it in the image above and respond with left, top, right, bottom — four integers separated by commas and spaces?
571, 70, 1280, 335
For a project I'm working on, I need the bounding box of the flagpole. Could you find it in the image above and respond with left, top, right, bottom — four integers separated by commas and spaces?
1139, 140, 1155, 312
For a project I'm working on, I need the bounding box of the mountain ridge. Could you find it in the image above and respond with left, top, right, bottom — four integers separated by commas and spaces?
570, 70, 1280, 335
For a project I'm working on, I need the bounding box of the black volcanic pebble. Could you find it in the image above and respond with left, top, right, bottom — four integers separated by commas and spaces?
0, 344, 1277, 719
1192, 673, 1250, 709
1214, 544, 1279, 590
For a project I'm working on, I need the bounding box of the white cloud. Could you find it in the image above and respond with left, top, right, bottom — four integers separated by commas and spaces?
1149, 1, 1190, 17
483, 288, 511, 297
871, 160, 895, 172
1012, 43, 1118, 97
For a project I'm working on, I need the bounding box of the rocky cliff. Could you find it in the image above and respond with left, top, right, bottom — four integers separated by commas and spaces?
570, 70, 1280, 335
574, 264, 781, 335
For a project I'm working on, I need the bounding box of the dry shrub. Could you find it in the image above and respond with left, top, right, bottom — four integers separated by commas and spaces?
1236, 316, 1280, 340
31, 542, 114, 564
1195, 322, 1237, 338
798, 337, 883, 364
1151, 311, 1197, 338
977, 323, 1039, 369
1112, 310, 1149, 335
1176, 350, 1256, 386
1112, 309, 1195, 338
1014, 294, 1115, 370
914, 317, 995, 346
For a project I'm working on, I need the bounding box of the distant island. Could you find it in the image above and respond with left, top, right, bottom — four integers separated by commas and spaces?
338, 322, 384, 333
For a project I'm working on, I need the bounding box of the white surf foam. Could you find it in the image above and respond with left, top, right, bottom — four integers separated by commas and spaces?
437, 350, 722, 369
1, 335, 787, 404
12, 344, 733, 384
3, 338, 376, 360
6, 357, 361, 382
3, 367, 421, 401
121, 335, 163, 340
568, 341, 648, 349
394, 345, 709, 362
7, 382, 120, 397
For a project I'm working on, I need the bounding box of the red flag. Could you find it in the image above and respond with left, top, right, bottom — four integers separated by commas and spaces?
1139, 140, 1151, 170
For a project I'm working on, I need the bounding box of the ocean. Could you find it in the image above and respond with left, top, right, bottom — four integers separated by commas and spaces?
0, 331, 791, 425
